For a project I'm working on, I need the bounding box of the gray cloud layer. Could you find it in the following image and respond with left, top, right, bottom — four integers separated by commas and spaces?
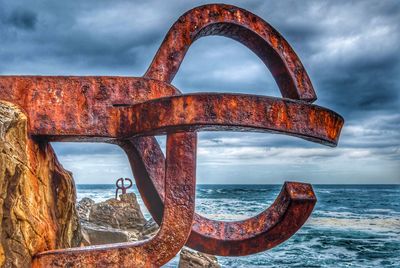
1, 0, 399, 183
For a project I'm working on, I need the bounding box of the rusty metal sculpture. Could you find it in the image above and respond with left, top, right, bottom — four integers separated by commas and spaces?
0, 4, 343, 267
115, 178, 133, 199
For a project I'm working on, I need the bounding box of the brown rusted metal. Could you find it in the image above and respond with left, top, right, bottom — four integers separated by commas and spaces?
0, 3, 344, 267
0, 76, 179, 140
144, 4, 317, 102
115, 178, 133, 199
121, 93, 342, 146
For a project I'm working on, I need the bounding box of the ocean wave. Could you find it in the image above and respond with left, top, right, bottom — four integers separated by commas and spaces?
366, 208, 399, 214
193, 213, 400, 235
76, 185, 400, 267
307, 217, 400, 234
198, 213, 249, 221
313, 210, 361, 219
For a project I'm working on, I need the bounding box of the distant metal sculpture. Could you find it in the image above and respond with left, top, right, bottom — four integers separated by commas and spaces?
0, 4, 344, 267
115, 178, 133, 199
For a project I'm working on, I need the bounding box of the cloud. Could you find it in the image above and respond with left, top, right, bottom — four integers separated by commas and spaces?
6, 9, 38, 30
0, 0, 398, 183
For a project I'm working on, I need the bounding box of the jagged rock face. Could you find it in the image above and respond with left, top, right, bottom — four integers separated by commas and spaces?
77, 193, 149, 245
80, 221, 130, 245
76, 197, 95, 221
0, 101, 81, 268
138, 218, 159, 240
179, 248, 221, 268
89, 193, 146, 230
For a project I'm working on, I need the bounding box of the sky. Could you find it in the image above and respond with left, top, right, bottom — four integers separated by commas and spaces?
0, 0, 399, 184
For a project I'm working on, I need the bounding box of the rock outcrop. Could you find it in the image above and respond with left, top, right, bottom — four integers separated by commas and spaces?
77, 193, 150, 245
0, 101, 81, 267
138, 218, 159, 240
89, 193, 146, 230
80, 221, 130, 245
77, 195, 220, 267
179, 248, 221, 268
76, 197, 95, 221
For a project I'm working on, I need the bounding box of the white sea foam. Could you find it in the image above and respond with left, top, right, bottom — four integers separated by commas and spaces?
307, 216, 400, 234
198, 213, 249, 221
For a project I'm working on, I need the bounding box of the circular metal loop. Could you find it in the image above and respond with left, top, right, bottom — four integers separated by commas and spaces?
145, 3, 316, 102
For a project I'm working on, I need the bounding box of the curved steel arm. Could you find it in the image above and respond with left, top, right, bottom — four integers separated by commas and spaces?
119, 93, 343, 146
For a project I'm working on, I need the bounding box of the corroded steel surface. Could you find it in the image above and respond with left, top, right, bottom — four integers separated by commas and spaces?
144, 4, 316, 101
122, 93, 342, 145
0, 3, 344, 267
115, 178, 133, 199
0, 76, 179, 140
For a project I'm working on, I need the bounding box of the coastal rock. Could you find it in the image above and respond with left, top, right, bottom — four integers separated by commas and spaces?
179, 248, 221, 268
77, 193, 148, 245
89, 193, 146, 229
80, 221, 129, 246
138, 218, 159, 240
0, 101, 81, 267
76, 197, 95, 221
76, 195, 220, 267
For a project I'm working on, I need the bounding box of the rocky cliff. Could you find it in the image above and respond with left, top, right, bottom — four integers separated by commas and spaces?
0, 101, 81, 267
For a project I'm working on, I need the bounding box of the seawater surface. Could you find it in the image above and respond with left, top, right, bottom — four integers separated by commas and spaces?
77, 184, 400, 267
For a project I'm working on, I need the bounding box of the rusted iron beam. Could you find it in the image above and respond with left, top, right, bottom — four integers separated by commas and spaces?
0, 76, 179, 140
0, 76, 342, 144
121, 93, 343, 146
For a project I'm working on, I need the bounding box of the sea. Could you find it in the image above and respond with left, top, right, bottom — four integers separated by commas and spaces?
76, 184, 400, 267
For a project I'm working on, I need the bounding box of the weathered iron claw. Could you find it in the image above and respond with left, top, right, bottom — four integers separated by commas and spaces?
0, 3, 344, 267
122, 138, 316, 256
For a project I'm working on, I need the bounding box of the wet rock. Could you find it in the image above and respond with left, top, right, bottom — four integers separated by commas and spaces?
0, 101, 81, 267
179, 248, 220, 268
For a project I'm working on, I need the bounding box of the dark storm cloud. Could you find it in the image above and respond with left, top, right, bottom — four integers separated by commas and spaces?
0, 0, 398, 182
5, 9, 38, 30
